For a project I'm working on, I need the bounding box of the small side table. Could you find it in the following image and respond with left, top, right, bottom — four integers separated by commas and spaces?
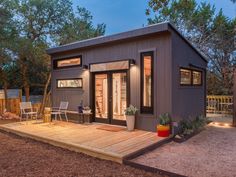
83, 113, 92, 123
77, 113, 92, 124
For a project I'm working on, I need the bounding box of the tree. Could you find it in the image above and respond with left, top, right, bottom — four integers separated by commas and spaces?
53, 6, 106, 45
12, 0, 106, 102
146, 0, 236, 94
0, 0, 17, 111
0, 0, 106, 115
13, 0, 73, 101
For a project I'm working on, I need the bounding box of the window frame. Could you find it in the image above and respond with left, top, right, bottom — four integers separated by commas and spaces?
180, 67, 192, 86
56, 78, 83, 88
140, 51, 154, 114
53, 55, 82, 69
192, 70, 203, 86
179, 67, 203, 86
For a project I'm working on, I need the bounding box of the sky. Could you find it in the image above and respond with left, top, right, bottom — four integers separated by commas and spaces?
72, 0, 236, 35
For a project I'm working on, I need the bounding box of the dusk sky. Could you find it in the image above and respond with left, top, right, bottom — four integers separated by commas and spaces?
73, 0, 236, 35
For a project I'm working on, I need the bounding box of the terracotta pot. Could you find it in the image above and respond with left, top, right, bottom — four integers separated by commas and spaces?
157, 124, 170, 137
125, 115, 135, 131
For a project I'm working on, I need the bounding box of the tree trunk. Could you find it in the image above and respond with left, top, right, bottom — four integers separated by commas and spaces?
0, 68, 8, 112
3, 80, 8, 112
24, 85, 30, 102
39, 73, 51, 118
21, 57, 30, 102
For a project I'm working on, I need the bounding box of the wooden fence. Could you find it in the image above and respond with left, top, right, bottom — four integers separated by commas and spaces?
0, 98, 42, 115
207, 95, 233, 114
0, 98, 21, 115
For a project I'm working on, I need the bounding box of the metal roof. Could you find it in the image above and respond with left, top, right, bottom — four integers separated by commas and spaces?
46, 22, 207, 62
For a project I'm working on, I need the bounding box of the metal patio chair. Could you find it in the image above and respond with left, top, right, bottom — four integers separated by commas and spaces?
20, 102, 38, 122
51, 101, 69, 122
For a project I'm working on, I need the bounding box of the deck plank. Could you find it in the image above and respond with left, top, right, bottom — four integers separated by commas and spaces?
0, 121, 167, 163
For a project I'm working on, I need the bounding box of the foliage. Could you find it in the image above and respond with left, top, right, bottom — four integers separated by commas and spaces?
124, 105, 138, 115
178, 119, 194, 135
178, 115, 208, 136
53, 6, 106, 45
0, 0, 106, 96
159, 113, 172, 125
146, 0, 236, 95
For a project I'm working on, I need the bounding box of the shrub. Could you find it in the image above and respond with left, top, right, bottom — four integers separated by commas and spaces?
178, 115, 207, 137
179, 119, 194, 136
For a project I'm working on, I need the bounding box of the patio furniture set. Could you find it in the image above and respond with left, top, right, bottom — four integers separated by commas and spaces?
19, 101, 92, 123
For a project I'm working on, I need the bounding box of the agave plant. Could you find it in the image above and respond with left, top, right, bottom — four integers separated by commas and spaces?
159, 113, 172, 126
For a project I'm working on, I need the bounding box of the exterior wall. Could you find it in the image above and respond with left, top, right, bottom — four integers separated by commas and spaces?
171, 30, 207, 122
51, 32, 172, 132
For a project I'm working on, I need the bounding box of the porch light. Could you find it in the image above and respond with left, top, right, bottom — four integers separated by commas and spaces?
130, 59, 135, 65
82, 65, 88, 70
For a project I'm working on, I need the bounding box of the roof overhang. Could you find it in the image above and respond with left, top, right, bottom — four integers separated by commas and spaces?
46, 22, 207, 63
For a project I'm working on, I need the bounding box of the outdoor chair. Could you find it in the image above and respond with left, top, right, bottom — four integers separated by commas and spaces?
51, 101, 69, 122
20, 102, 38, 121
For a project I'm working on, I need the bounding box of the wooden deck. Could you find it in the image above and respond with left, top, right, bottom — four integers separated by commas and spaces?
0, 121, 167, 163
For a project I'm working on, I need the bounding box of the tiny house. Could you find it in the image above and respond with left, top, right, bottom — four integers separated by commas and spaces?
46, 22, 207, 132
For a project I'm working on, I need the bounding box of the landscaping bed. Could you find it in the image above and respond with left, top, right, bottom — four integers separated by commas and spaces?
0, 131, 165, 177
173, 128, 204, 143
133, 125, 236, 177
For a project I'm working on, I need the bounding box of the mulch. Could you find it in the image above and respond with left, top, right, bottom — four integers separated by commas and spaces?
0, 130, 165, 177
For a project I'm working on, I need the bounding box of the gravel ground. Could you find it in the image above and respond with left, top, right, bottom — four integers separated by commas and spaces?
0, 130, 165, 177
207, 113, 232, 124
134, 124, 236, 177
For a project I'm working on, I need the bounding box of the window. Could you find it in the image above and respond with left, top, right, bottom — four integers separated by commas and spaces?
57, 78, 82, 88
193, 71, 202, 85
90, 60, 129, 72
180, 68, 202, 86
180, 68, 192, 85
54, 56, 82, 69
141, 52, 153, 114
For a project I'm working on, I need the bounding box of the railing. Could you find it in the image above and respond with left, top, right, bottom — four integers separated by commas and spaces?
207, 95, 233, 114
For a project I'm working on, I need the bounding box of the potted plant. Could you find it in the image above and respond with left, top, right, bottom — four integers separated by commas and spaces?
157, 113, 171, 137
83, 106, 91, 114
124, 105, 138, 131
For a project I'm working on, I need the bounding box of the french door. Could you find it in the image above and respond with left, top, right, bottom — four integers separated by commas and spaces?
93, 71, 129, 125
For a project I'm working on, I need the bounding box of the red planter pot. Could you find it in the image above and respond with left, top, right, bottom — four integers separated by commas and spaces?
157, 125, 170, 137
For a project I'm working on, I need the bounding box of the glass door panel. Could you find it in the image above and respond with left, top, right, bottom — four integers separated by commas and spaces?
95, 74, 108, 119
112, 73, 127, 121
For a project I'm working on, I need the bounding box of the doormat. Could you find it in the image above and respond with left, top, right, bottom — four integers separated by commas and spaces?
96, 125, 125, 132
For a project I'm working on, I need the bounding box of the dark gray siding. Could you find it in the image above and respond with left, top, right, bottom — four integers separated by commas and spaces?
51, 32, 172, 131
171, 29, 207, 122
